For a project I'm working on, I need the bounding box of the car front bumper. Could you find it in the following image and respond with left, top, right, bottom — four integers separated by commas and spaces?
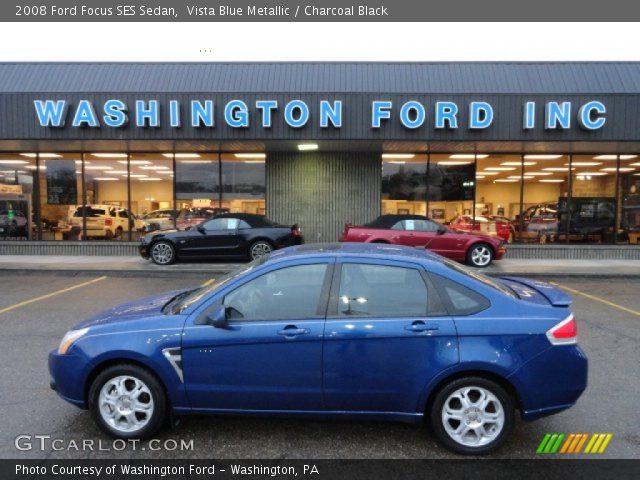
48, 350, 88, 409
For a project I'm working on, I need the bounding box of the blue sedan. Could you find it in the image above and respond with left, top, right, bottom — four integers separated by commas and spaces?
49, 243, 587, 455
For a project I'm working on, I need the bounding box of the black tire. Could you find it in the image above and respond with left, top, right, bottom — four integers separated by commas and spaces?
429, 376, 515, 455
466, 243, 494, 268
248, 239, 273, 260
150, 240, 176, 265
115, 226, 124, 239
88, 364, 168, 440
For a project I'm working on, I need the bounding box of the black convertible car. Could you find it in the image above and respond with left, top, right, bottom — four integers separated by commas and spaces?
140, 213, 303, 265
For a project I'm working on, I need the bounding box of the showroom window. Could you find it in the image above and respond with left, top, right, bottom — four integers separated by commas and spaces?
427, 154, 475, 224
129, 153, 174, 238
80, 152, 131, 240
221, 153, 266, 214
471, 154, 522, 243
39, 153, 84, 241
619, 155, 640, 244
381, 154, 428, 215
174, 153, 221, 230
0, 153, 35, 239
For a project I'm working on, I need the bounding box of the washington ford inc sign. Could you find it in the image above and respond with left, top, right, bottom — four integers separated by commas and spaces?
33, 99, 607, 131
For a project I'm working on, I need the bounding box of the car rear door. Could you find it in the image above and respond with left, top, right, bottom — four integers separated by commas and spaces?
181, 260, 333, 411
322, 260, 458, 414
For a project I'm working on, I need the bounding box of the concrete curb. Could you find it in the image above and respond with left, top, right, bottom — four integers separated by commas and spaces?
0, 259, 638, 278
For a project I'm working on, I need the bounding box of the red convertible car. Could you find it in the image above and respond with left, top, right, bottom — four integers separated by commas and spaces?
339, 214, 506, 267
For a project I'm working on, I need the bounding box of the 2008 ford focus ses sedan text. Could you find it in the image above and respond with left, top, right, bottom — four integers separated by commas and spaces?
49, 243, 587, 454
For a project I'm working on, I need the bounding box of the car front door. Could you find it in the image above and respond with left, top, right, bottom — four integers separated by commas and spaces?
322, 260, 458, 414
181, 261, 333, 411
185, 217, 243, 256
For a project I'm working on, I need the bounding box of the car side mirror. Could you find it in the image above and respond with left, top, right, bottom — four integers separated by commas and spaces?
197, 225, 206, 234
206, 305, 228, 328
437, 226, 447, 235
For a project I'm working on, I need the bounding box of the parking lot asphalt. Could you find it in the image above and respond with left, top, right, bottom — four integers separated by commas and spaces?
0, 272, 638, 460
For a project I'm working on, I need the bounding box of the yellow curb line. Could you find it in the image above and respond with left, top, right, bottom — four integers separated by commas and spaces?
550, 281, 640, 317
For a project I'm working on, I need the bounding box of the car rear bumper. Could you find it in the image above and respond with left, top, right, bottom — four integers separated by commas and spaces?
509, 344, 588, 421
48, 350, 88, 409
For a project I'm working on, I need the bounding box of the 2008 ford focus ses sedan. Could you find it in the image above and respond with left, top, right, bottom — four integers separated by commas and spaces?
49, 243, 587, 455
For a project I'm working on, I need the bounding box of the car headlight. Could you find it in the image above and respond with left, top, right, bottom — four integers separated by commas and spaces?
58, 327, 90, 355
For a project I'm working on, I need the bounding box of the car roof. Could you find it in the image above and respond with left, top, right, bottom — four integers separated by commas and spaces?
364, 214, 431, 229
213, 213, 278, 227
268, 242, 443, 265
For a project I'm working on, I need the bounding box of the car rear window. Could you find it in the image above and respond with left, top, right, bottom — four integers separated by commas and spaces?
429, 273, 491, 315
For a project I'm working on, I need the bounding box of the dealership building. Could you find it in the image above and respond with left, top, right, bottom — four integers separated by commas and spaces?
0, 62, 639, 257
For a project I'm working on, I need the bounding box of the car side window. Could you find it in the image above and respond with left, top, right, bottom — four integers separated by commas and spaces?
391, 221, 405, 230
429, 273, 490, 315
413, 220, 440, 232
337, 263, 428, 317
223, 264, 329, 321
203, 218, 239, 231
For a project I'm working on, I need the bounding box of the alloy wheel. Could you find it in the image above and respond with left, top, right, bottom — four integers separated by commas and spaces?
151, 242, 174, 265
470, 245, 492, 267
441, 386, 505, 448
98, 375, 154, 434
250, 241, 272, 259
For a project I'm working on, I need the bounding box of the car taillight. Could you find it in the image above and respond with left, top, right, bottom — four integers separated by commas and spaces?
291, 224, 301, 236
546, 314, 577, 345
104, 218, 113, 226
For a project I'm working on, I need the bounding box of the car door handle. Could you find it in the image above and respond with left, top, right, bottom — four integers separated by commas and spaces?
277, 326, 310, 337
405, 321, 439, 332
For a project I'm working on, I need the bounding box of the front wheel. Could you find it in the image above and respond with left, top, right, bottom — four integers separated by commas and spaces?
150, 240, 176, 265
430, 377, 515, 455
248, 240, 273, 260
466, 243, 494, 268
88, 364, 167, 439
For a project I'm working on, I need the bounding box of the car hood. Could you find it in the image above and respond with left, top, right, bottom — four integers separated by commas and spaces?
73, 288, 192, 329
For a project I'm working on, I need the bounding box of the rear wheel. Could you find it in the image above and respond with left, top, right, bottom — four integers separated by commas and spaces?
88, 364, 167, 439
430, 376, 514, 455
466, 243, 494, 268
150, 241, 176, 265
248, 240, 273, 260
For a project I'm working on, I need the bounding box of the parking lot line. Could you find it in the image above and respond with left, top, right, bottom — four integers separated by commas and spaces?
0, 276, 107, 316
550, 281, 640, 317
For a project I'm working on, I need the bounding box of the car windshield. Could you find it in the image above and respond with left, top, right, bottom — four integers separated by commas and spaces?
439, 257, 516, 297
165, 256, 269, 314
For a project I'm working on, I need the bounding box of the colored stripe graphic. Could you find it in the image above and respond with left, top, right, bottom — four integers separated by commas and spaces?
574, 433, 589, 453
585, 433, 613, 454
537, 433, 565, 453
539, 433, 613, 454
